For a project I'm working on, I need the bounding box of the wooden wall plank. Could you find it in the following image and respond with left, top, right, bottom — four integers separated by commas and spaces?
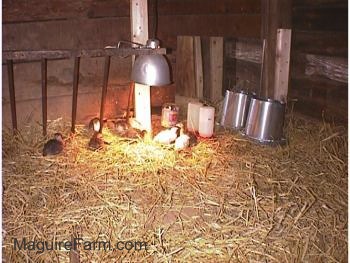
289, 0, 347, 123
202, 37, 211, 100
209, 37, 224, 102
293, 31, 347, 57
154, 0, 261, 15
3, 0, 260, 23
293, 6, 348, 31
194, 36, 204, 99
305, 54, 347, 83
157, 14, 261, 50
293, 0, 347, 7
3, 13, 261, 53
3, 0, 94, 23
3, 18, 130, 50
175, 36, 196, 97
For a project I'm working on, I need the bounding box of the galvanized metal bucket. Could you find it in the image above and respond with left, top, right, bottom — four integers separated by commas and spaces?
220, 90, 252, 130
244, 98, 286, 145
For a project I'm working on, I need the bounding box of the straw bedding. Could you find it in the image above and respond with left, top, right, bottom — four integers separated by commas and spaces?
2, 114, 347, 262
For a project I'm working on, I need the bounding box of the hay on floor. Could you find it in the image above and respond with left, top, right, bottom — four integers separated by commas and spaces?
2, 114, 348, 262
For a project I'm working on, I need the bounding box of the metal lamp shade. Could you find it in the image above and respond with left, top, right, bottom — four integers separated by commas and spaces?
131, 54, 171, 86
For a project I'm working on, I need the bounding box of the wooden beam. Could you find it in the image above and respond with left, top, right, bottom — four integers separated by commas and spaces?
209, 37, 224, 102
131, 0, 151, 132
2, 48, 166, 62
273, 29, 291, 102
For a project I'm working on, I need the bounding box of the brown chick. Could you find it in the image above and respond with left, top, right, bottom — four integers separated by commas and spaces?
43, 133, 64, 156
88, 132, 105, 151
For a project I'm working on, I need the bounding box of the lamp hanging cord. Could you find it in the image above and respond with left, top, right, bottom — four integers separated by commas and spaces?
153, 0, 158, 39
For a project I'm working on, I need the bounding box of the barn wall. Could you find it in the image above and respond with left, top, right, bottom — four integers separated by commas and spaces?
289, 0, 348, 122
2, 0, 261, 129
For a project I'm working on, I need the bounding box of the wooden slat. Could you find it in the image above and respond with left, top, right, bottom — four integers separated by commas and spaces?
202, 37, 211, 99
126, 81, 135, 122
194, 36, 203, 99
209, 37, 224, 102
71, 57, 80, 133
3, 48, 166, 62
305, 54, 347, 83
175, 36, 196, 97
99, 56, 111, 132
273, 29, 292, 102
7, 60, 18, 131
130, 0, 148, 45
41, 58, 48, 136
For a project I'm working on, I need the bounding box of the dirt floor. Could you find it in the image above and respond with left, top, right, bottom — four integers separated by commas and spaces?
2, 114, 348, 262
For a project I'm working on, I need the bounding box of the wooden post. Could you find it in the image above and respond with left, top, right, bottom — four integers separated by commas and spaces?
209, 37, 224, 102
130, 0, 151, 132
261, 0, 292, 98
273, 29, 291, 102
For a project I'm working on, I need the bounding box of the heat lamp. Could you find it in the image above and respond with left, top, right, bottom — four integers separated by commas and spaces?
117, 39, 171, 86
131, 39, 171, 86
117, 39, 171, 133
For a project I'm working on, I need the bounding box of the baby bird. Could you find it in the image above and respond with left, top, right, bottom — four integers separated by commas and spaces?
115, 119, 129, 135
153, 127, 179, 145
174, 124, 189, 150
43, 133, 64, 156
88, 132, 105, 151
88, 117, 101, 133
174, 124, 198, 151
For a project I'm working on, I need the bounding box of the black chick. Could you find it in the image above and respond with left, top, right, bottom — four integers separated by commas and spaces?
88, 132, 106, 151
43, 133, 64, 156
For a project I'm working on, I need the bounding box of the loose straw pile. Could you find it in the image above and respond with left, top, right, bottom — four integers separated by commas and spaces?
2, 114, 347, 262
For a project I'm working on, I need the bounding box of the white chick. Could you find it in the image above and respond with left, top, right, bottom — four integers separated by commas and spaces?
153, 127, 179, 145
174, 133, 190, 150
174, 124, 191, 150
